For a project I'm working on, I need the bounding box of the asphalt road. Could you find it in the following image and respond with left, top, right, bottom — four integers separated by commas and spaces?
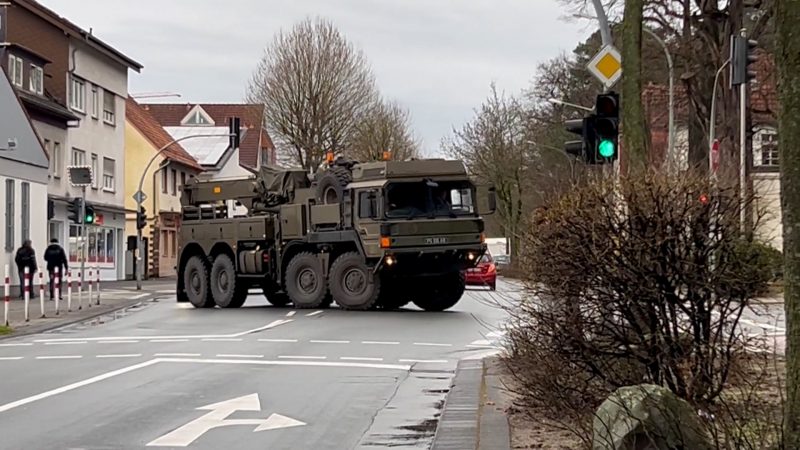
0, 279, 516, 450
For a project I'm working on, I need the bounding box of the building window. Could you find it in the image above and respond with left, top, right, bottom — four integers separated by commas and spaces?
91, 86, 99, 119
29, 64, 43, 95
69, 226, 115, 264
5, 180, 14, 250
103, 90, 115, 125
69, 76, 85, 112
102, 157, 115, 192
51, 142, 62, 178
181, 172, 186, 190
8, 55, 23, 87
71, 148, 86, 166
48, 221, 63, 244
171, 169, 177, 195
162, 169, 168, 194
20, 182, 29, 242
91, 154, 98, 189
761, 132, 779, 166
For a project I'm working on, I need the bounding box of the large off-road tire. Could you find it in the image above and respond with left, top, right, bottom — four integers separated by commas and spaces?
316, 166, 352, 204
376, 277, 410, 310
184, 255, 214, 308
329, 252, 380, 311
412, 272, 466, 312
285, 252, 328, 309
210, 254, 244, 308
262, 281, 291, 307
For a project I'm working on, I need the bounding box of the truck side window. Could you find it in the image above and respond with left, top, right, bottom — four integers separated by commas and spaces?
359, 191, 375, 218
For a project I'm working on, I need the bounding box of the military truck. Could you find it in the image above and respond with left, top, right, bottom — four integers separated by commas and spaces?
176, 157, 495, 311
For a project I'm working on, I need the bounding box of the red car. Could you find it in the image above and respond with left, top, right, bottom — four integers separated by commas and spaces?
465, 253, 497, 291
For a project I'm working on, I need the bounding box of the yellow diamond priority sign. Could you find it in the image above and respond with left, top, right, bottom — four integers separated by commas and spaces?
588, 45, 622, 88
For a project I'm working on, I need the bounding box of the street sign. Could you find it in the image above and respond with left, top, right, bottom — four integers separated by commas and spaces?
588, 45, 622, 88
146, 393, 306, 447
67, 166, 93, 187
133, 190, 147, 204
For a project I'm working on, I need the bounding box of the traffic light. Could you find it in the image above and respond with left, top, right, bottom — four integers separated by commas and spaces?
592, 92, 619, 163
564, 117, 590, 159
136, 207, 147, 230
84, 204, 95, 225
68, 198, 83, 224
732, 35, 758, 86
228, 117, 241, 149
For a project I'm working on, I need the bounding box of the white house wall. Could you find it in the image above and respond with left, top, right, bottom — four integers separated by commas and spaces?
0, 174, 49, 287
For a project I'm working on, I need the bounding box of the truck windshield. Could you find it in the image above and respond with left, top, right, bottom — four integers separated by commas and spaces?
384, 181, 475, 218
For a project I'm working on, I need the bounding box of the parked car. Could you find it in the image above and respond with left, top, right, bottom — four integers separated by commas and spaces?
465, 253, 497, 290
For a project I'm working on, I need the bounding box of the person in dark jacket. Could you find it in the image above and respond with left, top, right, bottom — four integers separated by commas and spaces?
14, 239, 37, 299
44, 238, 68, 300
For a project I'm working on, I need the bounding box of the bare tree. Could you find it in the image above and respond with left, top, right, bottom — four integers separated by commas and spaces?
443, 84, 528, 258
347, 99, 420, 162
247, 17, 378, 171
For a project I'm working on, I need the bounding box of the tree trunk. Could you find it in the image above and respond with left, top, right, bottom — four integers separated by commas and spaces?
777, 1, 800, 446
621, 0, 649, 174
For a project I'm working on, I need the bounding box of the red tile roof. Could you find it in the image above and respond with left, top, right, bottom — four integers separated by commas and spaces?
125, 97, 203, 172
140, 103, 274, 168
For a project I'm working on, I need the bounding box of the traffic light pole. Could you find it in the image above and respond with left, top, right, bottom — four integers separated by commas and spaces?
135, 132, 236, 291
739, 28, 748, 234
80, 186, 86, 290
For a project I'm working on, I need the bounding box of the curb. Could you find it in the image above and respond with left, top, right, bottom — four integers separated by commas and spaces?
0, 294, 163, 340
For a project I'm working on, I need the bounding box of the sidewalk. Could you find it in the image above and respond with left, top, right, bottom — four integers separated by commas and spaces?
1, 278, 176, 339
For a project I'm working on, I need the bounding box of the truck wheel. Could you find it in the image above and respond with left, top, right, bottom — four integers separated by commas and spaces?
316, 166, 352, 204
184, 256, 214, 308
412, 272, 465, 312
286, 252, 328, 309
377, 278, 410, 310
210, 254, 243, 308
329, 252, 380, 310
262, 282, 291, 307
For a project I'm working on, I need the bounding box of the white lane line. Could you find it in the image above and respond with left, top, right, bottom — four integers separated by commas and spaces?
362, 341, 400, 345
149, 339, 189, 343
399, 359, 449, 364
96, 354, 142, 359
466, 344, 501, 349
310, 340, 350, 344
413, 342, 453, 347
0, 356, 23, 360
305, 311, 323, 317
286, 311, 296, 317
154, 353, 201, 357
741, 319, 785, 331
340, 357, 383, 362
0, 359, 160, 413
44, 341, 87, 346
216, 354, 264, 359
258, 338, 298, 343
201, 338, 243, 342
0, 343, 33, 347
156, 290, 174, 294
36, 355, 83, 360
98, 340, 139, 344
278, 355, 327, 360
158, 357, 411, 371
131, 293, 149, 299
33, 320, 294, 343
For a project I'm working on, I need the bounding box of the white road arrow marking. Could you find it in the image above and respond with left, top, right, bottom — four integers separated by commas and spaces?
146, 393, 305, 447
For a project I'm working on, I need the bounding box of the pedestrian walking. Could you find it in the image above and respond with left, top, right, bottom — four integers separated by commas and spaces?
44, 238, 68, 300
14, 239, 37, 299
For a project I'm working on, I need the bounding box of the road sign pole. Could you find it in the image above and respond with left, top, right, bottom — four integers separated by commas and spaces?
136, 199, 143, 291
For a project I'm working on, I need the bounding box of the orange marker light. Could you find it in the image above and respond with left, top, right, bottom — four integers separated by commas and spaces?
380, 236, 391, 248
213, 186, 221, 194
382, 150, 391, 161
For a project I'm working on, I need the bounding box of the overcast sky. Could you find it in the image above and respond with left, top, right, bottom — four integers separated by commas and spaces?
39, 0, 589, 155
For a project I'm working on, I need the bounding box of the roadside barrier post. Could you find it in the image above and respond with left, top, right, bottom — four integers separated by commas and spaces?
88, 268, 93, 308
23, 267, 29, 322
67, 271, 72, 312
3, 265, 9, 327
54, 267, 60, 316
95, 266, 100, 305
39, 269, 45, 318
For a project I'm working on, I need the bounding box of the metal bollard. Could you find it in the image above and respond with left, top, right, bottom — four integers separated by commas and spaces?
23, 267, 29, 322
95, 266, 100, 306
39, 270, 45, 318
3, 265, 9, 327
67, 270, 72, 312
77, 269, 83, 311
88, 268, 93, 308
54, 267, 60, 316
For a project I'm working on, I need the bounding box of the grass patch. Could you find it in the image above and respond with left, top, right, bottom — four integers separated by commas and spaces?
0, 325, 12, 335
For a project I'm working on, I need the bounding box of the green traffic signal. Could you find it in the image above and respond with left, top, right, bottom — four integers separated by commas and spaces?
598, 139, 616, 158
84, 205, 95, 224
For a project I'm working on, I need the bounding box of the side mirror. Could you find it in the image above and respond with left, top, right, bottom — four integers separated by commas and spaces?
487, 186, 497, 215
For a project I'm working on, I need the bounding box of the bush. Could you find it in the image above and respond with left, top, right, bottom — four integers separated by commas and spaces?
502, 171, 778, 446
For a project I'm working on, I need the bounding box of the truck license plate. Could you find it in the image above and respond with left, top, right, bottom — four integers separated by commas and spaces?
425, 237, 448, 245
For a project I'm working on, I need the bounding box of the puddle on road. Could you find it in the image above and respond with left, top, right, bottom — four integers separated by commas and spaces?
43, 300, 158, 335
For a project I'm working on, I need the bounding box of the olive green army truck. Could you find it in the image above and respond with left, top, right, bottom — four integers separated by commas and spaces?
176, 157, 495, 311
